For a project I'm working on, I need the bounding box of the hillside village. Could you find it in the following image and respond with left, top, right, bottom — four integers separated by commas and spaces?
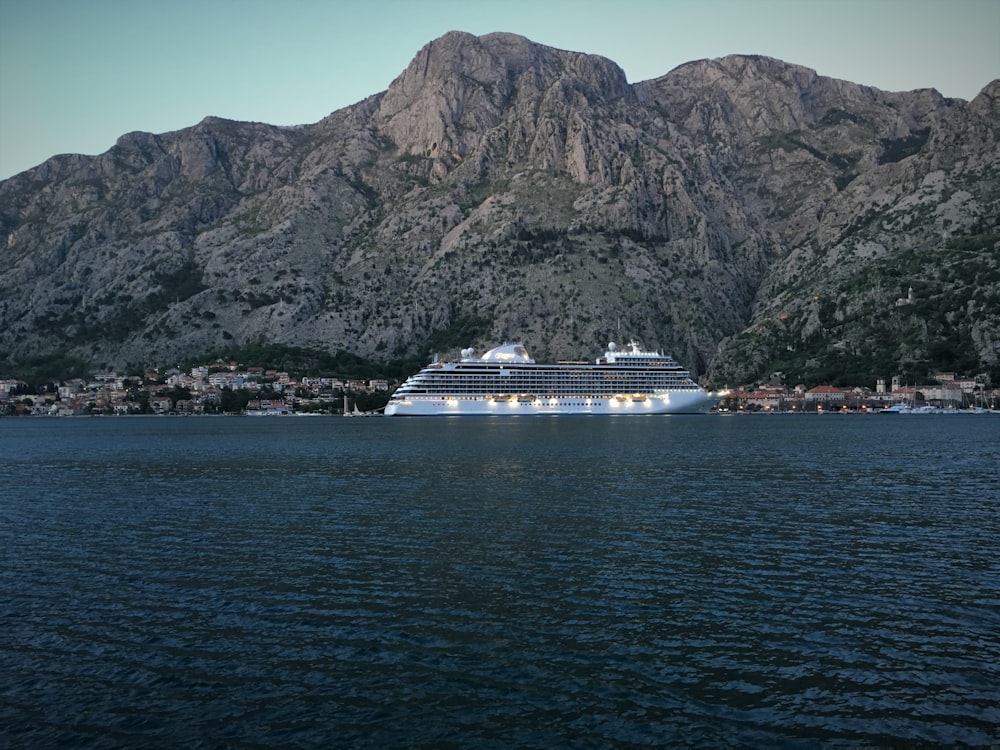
1, 362, 994, 416
0, 362, 390, 417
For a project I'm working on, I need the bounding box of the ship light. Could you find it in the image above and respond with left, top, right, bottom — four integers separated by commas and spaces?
446, 398, 459, 407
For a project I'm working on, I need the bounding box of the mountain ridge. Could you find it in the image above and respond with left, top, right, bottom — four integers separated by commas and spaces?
1, 32, 997, 385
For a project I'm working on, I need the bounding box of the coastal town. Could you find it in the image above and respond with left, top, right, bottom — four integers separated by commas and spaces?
720, 373, 996, 413
1, 361, 995, 416
0, 361, 391, 417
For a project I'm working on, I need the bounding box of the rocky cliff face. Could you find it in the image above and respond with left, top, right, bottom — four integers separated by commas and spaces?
1, 32, 997, 384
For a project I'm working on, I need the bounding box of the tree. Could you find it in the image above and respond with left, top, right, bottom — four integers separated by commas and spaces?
165, 386, 191, 410
219, 387, 251, 414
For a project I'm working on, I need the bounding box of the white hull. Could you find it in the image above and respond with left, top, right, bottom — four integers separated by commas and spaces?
385, 389, 717, 416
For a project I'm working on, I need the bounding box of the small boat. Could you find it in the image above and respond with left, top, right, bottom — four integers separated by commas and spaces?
878, 403, 911, 414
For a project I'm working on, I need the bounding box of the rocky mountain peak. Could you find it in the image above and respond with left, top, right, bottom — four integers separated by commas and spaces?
969, 78, 1000, 117
376, 31, 631, 163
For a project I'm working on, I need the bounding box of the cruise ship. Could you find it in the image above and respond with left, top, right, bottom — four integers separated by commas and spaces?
384, 341, 719, 416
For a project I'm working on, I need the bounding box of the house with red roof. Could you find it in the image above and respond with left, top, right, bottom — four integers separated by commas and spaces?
804, 385, 847, 405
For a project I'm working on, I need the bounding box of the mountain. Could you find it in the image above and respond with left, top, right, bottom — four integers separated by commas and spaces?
1, 31, 997, 385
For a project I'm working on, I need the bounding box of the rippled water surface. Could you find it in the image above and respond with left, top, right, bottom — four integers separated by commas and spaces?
2, 414, 999, 747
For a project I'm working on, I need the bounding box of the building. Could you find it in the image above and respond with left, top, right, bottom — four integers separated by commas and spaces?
209, 372, 245, 389
0, 379, 25, 393
920, 384, 963, 407
804, 385, 848, 406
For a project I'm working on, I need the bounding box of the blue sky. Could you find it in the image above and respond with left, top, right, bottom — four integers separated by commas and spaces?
1, 0, 997, 180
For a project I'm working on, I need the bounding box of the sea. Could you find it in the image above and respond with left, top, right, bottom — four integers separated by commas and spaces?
2, 413, 998, 748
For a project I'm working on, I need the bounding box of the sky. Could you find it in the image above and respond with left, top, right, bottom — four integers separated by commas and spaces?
1, 0, 997, 181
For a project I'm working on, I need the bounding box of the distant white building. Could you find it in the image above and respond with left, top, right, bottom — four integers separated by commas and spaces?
208, 372, 245, 389
58, 381, 83, 399
167, 373, 194, 388
920, 384, 963, 406
805, 385, 847, 403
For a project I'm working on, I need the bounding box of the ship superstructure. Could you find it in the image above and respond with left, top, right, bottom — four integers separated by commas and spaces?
384, 341, 718, 416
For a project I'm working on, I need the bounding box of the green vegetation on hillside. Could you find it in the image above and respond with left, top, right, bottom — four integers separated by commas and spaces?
0, 352, 89, 388
723, 232, 1000, 387
187, 342, 430, 381
0, 343, 433, 387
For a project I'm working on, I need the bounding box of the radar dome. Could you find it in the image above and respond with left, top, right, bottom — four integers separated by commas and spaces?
481, 343, 534, 363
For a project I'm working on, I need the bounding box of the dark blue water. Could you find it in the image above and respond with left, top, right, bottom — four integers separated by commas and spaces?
2, 414, 999, 747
